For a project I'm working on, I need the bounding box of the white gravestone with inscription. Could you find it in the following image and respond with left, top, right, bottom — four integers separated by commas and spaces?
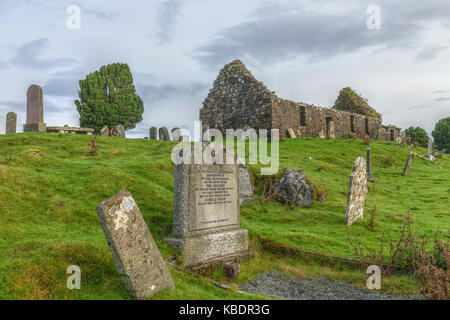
165, 143, 251, 267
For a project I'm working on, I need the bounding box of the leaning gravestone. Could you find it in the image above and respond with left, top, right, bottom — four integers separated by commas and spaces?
23, 85, 46, 132
6, 112, 17, 134
159, 127, 170, 141
172, 128, 181, 142
164, 143, 251, 268
402, 152, 414, 176
150, 127, 158, 140
287, 128, 297, 139
97, 191, 175, 299
345, 157, 368, 226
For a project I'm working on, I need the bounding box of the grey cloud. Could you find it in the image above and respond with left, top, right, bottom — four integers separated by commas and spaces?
0, 61, 8, 69
153, 0, 183, 44
435, 97, 450, 102
44, 69, 84, 97
84, 8, 116, 21
44, 100, 73, 114
416, 46, 446, 61
0, 100, 25, 111
12, 38, 77, 70
137, 82, 209, 103
193, 0, 450, 69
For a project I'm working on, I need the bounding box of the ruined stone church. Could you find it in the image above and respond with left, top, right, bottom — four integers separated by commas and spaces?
200, 60, 402, 142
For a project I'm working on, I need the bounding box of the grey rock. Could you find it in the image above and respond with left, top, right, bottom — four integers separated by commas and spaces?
275, 168, 314, 208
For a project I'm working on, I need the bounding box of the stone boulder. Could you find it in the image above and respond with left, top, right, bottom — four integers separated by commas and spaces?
275, 168, 315, 208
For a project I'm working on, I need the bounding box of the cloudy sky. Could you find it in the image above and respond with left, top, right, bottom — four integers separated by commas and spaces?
0, 0, 449, 138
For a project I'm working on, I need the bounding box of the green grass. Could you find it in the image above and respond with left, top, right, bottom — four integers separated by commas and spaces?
0, 133, 448, 299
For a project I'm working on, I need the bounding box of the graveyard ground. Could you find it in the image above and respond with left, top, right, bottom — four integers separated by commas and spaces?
0, 133, 448, 299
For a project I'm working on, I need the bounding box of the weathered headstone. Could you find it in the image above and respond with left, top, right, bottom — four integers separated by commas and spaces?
172, 128, 181, 142
159, 127, 170, 141
238, 159, 254, 206
100, 126, 109, 136
287, 128, 297, 139
164, 143, 251, 267
366, 147, 373, 181
111, 124, 126, 138
97, 191, 175, 299
345, 157, 368, 226
23, 85, 46, 132
6, 112, 17, 134
402, 152, 414, 176
150, 127, 158, 140
427, 139, 434, 160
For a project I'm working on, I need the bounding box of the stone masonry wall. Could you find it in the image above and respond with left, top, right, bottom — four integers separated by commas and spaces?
200, 60, 402, 141
200, 60, 274, 135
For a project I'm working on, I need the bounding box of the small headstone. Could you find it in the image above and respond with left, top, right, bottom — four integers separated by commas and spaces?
402, 152, 414, 176
239, 162, 255, 206
6, 112, 17, 134
164, 143, 250, 267
111, 124, 126, 138
150, 127, 158, 140
366, 147, 374, 181
159, 127, 170, 141
345, 157, 368, 226
96, 191, 175, 299
23, 85, 46, 132
172, 128, 181, 142
223, 263, 240, 281
427, 139, 432, 157
100, 126, 109, 136
287, 128, 297, 139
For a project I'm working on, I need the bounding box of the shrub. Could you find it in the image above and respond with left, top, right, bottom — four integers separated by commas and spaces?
432, 117, 450, 153
383, 157, 395, 167
404, 126, 429, 148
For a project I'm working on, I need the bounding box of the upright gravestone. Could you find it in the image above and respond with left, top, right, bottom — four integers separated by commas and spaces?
172, 128, 181, 142
100, 126, 109, 137
165, 143, 251, 267
111, 124, 126, 138
159, 127, 170, 141
150, 127, 158, 140
97, 191, 175, 299
24, 85, 46, 132
6, 112, 17, 134
427, 140, 434, 160
366, 147, 373, 181
239, 161, 255, 206
345, 157, 368, 226
402, 152, 414, 176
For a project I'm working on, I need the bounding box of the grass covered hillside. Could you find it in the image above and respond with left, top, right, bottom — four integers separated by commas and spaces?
0, 133, 448, 299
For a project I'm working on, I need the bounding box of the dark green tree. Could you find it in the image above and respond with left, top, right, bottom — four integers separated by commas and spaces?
432, 117, 450, 153
75, 63, 144, 132
333, 87, 381, 120
404, 126, 429, 147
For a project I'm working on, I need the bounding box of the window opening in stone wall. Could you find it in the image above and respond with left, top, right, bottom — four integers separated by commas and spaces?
350, 115, 355, 133
365, 118, 369, 135
300, 106, 306, 126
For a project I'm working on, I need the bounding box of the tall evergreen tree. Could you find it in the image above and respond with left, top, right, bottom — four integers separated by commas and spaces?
432, 117, 450, 153
75, 63, 144, 132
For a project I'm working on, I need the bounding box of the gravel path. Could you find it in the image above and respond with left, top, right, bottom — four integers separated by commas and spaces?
240, 271, 424, 300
